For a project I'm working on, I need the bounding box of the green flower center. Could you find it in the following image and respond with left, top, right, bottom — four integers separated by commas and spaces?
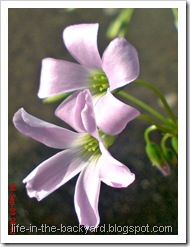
76, 131, 116, 161
84, 138, 99, 153
89, 70, 109, 95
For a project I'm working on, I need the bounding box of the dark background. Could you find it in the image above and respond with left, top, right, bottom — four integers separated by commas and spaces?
8, 8, 178, 235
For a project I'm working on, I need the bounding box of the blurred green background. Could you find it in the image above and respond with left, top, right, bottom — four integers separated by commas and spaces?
8, 8, 178, 235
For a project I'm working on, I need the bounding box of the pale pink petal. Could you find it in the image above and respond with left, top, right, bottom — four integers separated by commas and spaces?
23, 149, 87, 201
99, 142, 135, 188
13, 108, 80, 149
94, 89, 140, 135
38, 58, 89, 98
74, 159, 101, 227
56, 91, 86, 132
102, 38, 140, 91
63, 23, 102, 69
56, 89, 99, 139
81, 92, 98, 138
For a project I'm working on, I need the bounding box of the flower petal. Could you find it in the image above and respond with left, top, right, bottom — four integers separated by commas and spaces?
81, 92, 98, 138
102, 38, 140, 91
13, 108, 80, 149
74, 160, 101, 227
23, 149, 87, 201
99, 142, 135, 188
63, 23, 102, 69
38, 58, 89, 98
56, 89, 99, 139
94, 89, 140, 135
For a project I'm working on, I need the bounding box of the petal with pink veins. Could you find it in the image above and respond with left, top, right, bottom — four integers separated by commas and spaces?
63, 23, 102, 69
23, 148, 87, 201
74, 159, 101, 228
13, 108, 80, 149
94, 89, 140, 135
38, 58, 89, 98
102, 38, 140, 91
99, 142, 135, 188
56, 90, 99, 139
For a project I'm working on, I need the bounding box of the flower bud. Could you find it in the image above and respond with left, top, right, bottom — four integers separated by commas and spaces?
163, 148, 178, 166
171, 136, 178, 153
145, 142, 170, 176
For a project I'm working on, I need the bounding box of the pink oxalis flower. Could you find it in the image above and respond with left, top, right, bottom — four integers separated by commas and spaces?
38, 23, 139, 135
13, 89, 139, 227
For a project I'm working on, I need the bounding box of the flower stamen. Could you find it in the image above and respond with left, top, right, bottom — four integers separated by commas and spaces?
89, 70, 109, 95
84, 139, 99, 153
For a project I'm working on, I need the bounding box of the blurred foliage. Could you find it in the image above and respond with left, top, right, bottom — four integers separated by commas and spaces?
172, 8, 178, 30
106, 8, 134, 39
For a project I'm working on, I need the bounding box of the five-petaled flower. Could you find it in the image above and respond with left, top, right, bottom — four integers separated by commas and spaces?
38, 23, 140, 135
13, 89, 139, 227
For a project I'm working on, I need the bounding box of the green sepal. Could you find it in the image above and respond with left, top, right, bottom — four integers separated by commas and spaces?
163, 148, 178, 166
171, 136, 178, 154
145, 142, 170, 176
146, 142, 164, 166
42, 92, 72, 103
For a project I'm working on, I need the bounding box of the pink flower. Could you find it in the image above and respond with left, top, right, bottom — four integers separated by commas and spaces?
13, 89, 138, 227
38, 23, 140, 135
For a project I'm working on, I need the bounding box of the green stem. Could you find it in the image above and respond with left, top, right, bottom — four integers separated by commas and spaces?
137, 114, 175, 134
161, 134, 171, 152
135, 79, 177, 124
144, 125, 157, 143
116, 90, 169, 125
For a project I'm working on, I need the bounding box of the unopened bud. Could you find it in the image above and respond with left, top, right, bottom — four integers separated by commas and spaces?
163, 148, 178, 166
145, 142, 170, 176
171, 136, 178, 153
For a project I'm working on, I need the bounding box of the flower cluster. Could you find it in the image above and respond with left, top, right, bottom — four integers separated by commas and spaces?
13, 23, 140, 227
